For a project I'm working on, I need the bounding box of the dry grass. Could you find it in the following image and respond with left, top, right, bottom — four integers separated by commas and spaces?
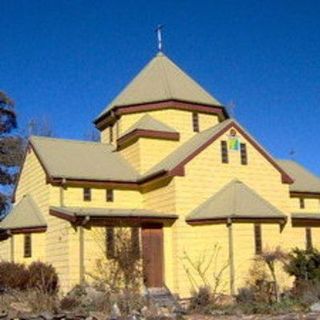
0, 289, 59, 314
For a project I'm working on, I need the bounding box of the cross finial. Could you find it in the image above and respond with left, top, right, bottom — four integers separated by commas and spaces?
155, 24, 164, 52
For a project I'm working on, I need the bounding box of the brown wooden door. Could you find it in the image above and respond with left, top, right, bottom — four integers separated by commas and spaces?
141, 225, 164, 287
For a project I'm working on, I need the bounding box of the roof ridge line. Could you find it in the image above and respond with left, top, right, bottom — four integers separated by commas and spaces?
30, 136, 115, 148
158, 55, 173, 99
240, 182, 285, 215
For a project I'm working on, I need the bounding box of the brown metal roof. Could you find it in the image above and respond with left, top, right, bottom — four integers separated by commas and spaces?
187, 179, 286, 223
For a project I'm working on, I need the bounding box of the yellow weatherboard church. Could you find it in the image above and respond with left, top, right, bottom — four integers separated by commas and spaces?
1, 52, 320, 298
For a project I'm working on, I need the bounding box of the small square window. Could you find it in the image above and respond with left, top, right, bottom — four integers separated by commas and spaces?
299, 198, 305, 209
24, 234, 32, 258
106, 189, 114, 202
83, 188, 91, 201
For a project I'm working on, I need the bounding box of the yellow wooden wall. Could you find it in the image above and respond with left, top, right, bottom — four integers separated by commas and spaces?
3, 108, 320, 299
169, 125, 301, 297
114, 109, 220, 174
51, 186, 143, 209
290, 197, 320, 212
142, 178, 177, 291
100, 109, 220, 144
119, 141, 141, 172
13, 233, 46, 263
0, 150, 49, 264
288, 196, 320, 252
0, 238, 10, 261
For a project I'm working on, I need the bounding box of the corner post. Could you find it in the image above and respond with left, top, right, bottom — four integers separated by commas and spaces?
10, 235, 14, 263
79, 216, 89, 285
79, 226, 85, 284
227, 218, 235, 295
59, 178, 66, 207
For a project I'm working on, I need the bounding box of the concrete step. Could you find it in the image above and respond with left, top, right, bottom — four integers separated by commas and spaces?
146, 287, 180, 309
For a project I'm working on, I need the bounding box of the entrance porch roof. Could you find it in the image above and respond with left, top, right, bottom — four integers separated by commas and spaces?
50, 206, 178, 225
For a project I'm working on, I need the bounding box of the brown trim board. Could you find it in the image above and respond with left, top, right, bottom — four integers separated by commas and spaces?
94, 100, 228, 130
10, 226, 47, 234
290, 191, 320, 199
117, 129, 180, 149
291, 218, 320, 227
50, 209, 77, 223
187, 217, 287, 226
49, 208, 177, 225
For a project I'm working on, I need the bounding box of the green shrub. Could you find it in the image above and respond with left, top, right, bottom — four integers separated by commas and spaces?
284, 248, 320, 282
0, 261, 29, 290
28, 261, 59, 294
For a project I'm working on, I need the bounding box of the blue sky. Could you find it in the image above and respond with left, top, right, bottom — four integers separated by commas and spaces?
1, 0, 319, 174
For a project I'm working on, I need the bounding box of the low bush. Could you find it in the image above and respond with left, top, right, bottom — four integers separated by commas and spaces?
0, 261, 58, 294
290, 280, 320, 305
0, 261, 29, 290
189, 286, 213, 313
28, 261, 59, 294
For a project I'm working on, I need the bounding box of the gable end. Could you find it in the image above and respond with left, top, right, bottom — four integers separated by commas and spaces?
171, 121, 294, 184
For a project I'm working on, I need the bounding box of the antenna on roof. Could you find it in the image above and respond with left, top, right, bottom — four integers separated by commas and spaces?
155, 24, 164, 52
226, 100, 236, 117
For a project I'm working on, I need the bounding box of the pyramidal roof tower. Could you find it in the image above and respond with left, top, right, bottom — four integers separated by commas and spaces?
94, 52, 228, 128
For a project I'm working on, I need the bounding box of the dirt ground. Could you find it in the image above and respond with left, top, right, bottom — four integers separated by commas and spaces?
186, 313, 320, 320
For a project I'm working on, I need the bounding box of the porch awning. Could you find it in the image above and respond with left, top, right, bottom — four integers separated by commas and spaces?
1, 195, 47, 233
186, 179, 287, 225
50, 206, 178, 224
291, 213, 320, 227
